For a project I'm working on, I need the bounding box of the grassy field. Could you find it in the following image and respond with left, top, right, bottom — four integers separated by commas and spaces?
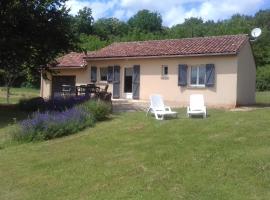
0, 109, 270, 199
0, 87, 39, 104
0, 88, 270, 199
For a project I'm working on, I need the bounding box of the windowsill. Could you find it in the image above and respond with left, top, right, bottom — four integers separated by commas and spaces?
187, 85, 206, 89
98, 81, 108, 84
161, 76, 169, 80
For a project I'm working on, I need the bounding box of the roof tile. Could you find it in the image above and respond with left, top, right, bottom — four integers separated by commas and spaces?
55, 52, 86, 68
86, 34, 248, 59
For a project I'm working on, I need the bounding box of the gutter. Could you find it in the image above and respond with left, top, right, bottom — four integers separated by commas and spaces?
49, 65, 86, 70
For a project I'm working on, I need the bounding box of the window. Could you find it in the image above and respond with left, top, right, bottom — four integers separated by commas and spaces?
161, 65, 168, 77
100, 67, 108, 81
190, 65, 206, 86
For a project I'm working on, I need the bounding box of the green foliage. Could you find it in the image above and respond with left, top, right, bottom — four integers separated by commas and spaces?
0, 0, 78, 103
79, 100, 111, 122
93, 18, 128, 40
128, 9, 162, 33
73, 7, 94, 35
79, 34, 109, 51
256, 65, 270, 91
20, 82, 36, 89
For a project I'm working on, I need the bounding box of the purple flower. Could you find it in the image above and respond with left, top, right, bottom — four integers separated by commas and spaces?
19, 107, 92, 140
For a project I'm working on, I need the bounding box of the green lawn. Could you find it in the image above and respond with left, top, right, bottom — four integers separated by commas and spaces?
0, 109, 270, 199
0, 87, 39, 104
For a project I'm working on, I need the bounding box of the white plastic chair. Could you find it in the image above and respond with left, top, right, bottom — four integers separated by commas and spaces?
146, 94, 177, 120
187, 94, 207, 118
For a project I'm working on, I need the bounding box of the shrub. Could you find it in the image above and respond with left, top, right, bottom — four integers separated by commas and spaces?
19, 95, 90, 112
45, 96, 90, 112
14, 107, 94, 141
18, 97, 45, 111
256, 65, 270, 91
20, 82, 35, 88
79, 100, 111, 122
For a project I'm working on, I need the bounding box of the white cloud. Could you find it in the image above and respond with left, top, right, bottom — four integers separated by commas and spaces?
65, 0, 118, 19
65, 0, 268, 26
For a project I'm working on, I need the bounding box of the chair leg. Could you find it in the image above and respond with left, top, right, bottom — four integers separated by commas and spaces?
146, 107, 151, 116
154, 113, 163, 120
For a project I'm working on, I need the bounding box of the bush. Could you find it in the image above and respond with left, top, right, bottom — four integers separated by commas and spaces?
256, 65, 270, 91
19, 96, 90, 112
79, 100, 111, 122
45, 96, 90, 112
14, 100, 111, 142
18, 97, 45, 111
13, 107, 94, 141
20, 82, 35, 88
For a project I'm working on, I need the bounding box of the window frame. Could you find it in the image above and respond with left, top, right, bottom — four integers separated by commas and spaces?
161, 65, 169, 78
190, 65, 206, 87
99, 67, 108, 82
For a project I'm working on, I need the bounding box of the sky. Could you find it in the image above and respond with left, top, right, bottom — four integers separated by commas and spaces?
65, 0, 270, 27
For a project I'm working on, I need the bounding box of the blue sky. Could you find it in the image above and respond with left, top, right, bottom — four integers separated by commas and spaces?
65, 0, 270, 27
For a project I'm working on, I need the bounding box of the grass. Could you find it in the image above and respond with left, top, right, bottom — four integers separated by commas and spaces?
0, 87, 39, 104
0, 88, 269, 199
0, 109, 270, 199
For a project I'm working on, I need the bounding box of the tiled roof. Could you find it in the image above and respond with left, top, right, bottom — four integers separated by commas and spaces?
86, 34, 248, 59
53, 52, 86, 68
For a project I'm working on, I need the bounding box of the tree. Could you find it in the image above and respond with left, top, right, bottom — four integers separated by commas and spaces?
79, 34, 108, 51
73, 7, 94, 35
0, 0, 77, 103
128, 10, 162, 33
253, 10, 270, 67
93, 18, 128, 40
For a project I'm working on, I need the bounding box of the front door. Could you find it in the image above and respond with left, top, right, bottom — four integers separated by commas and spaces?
124, 68, 133, 99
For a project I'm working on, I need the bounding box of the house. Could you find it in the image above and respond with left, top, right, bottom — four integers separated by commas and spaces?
40, 34, 256, 108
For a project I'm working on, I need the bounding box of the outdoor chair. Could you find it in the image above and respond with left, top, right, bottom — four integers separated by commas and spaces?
61, 85, 72, 96
100, 84, 109, 92
187, 94, 207, 118
146, 94, 177, 120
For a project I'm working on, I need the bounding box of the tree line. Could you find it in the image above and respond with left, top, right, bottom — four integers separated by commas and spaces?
0, 0, 270, 103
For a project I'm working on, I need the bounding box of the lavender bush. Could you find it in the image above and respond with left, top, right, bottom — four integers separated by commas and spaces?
14, 99, 111, 142
14, 107, 94, 141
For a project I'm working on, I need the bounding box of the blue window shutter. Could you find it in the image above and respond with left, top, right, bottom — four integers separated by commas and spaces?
206, 64, 215, 87
178, 64, 188, 86
113, 65, 120, 98
91, 66, 97, 82
107, 66, 113, 83
132, 65, 140, 99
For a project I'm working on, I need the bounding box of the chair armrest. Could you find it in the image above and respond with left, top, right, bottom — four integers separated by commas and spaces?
164, 106, 172, 112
